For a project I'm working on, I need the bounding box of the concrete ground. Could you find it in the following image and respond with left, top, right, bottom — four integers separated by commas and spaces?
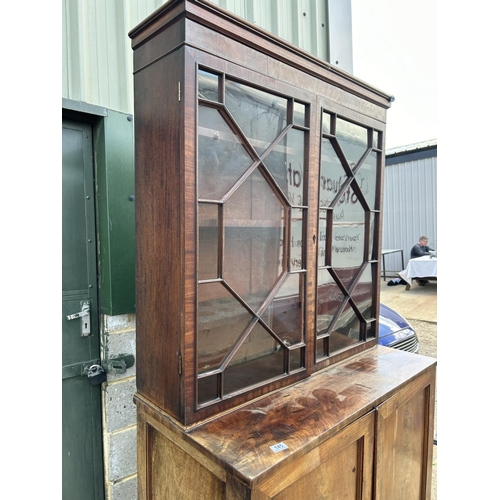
380, 277, 437, 500
380, 277, 437, 322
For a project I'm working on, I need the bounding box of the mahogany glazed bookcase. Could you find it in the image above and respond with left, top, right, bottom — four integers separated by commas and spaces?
129, 1, 436, 498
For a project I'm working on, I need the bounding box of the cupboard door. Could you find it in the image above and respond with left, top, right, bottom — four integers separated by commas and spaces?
254, 410, 375, 500
375, 368, 436, 500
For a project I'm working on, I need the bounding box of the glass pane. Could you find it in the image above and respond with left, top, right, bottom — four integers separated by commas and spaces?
332, 222, 364, 286
336, 118, 368, 169
199, 203, 219, 280
290, 209, 304, 270
330, 301, 361, 353
198, 374, 219, 405
355, 150, 377, 210
224, 322, 285, 394
373, 130, 380, 149
317, 209, 328, 267
355, 265, 373, 321
197, 283, 254, 374
290, 347, 304, 371
294, 102, 306, 127
332, 197, 366, 284
316, 269, 345, 335
369, 212, 376, 260
224, 169, 286, 311
225, 80, 288, 156
316, 338, 327, 360
367, 322, 376, 340
263, 128, 306, 205
320, 137, 348, 208
198, 69, 220, 102
334, 183, 365, 222
322, 111, 331, 134
261, 273, 303, 346
198, 106, 253, 200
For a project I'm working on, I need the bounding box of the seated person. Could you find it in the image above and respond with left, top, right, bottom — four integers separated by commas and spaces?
411, 235, 435, 258
410, 235, 435, 285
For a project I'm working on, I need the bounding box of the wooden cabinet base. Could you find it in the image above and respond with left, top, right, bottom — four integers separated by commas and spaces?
135, 346, 436, 500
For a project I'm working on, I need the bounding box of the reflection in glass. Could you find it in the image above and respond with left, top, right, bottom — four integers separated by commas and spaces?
369, 212, 376, 260
198, 106, 254, 200
198, 203, 219, 280
290, 209, 303, 270
331, 222, 364, 285
316, 338, 327, 360
198, 69, 220, 102
294, 102, 306, 127
367, 321, 376, 340
198, 374, 219, 405
225, 80, 288, 156
333, 188, 365, 223
224, 169, 285, 311
322, 111, 331, 134
197, 283, 253, 374
332, 190, 366, 277
224, 321, 285, 394
320, 138, 348, 208
262, 273, 303, 345
329, 301, 361, 353
355, 265, 373, 321
317, 210, 328, 267
372, 130, 380, 150
336, 118, 368, 168
264, 128, 305, 204
290, 347, 304, 371
355, 150, 377, 210
316, 269, 344, 335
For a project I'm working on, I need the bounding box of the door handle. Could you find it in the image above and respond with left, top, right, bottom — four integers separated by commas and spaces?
66, 301, 91, 337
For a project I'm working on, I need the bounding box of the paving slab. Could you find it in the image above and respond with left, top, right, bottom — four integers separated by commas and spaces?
379, 278, 437, 323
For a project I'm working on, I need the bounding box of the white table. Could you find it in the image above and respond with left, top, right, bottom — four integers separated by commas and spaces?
399, 255, 437, 289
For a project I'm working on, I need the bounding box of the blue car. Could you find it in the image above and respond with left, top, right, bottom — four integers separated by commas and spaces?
378, 303, 419, 353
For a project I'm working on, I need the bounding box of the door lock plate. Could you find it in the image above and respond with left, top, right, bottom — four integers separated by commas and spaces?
66, 301, 91, 336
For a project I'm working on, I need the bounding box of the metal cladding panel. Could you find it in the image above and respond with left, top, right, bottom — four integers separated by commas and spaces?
382, 148, 437, 274
62, 0, 166, 114
212, 0, 330, 62
95, 110, 136, 316
62, 0, 333, 113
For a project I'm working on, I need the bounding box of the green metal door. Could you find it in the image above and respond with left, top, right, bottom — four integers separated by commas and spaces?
62, 120, 104, 500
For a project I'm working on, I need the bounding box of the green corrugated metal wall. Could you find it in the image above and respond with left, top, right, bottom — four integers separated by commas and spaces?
62, 0, 330, 114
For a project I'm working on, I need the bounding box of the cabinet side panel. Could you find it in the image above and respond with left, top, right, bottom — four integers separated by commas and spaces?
134, 49, 185, 418
149, 425, 225, 500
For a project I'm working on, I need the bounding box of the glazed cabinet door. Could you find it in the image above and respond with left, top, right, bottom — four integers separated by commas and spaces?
313, 107, 383, 368
196, 68, 311, 410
